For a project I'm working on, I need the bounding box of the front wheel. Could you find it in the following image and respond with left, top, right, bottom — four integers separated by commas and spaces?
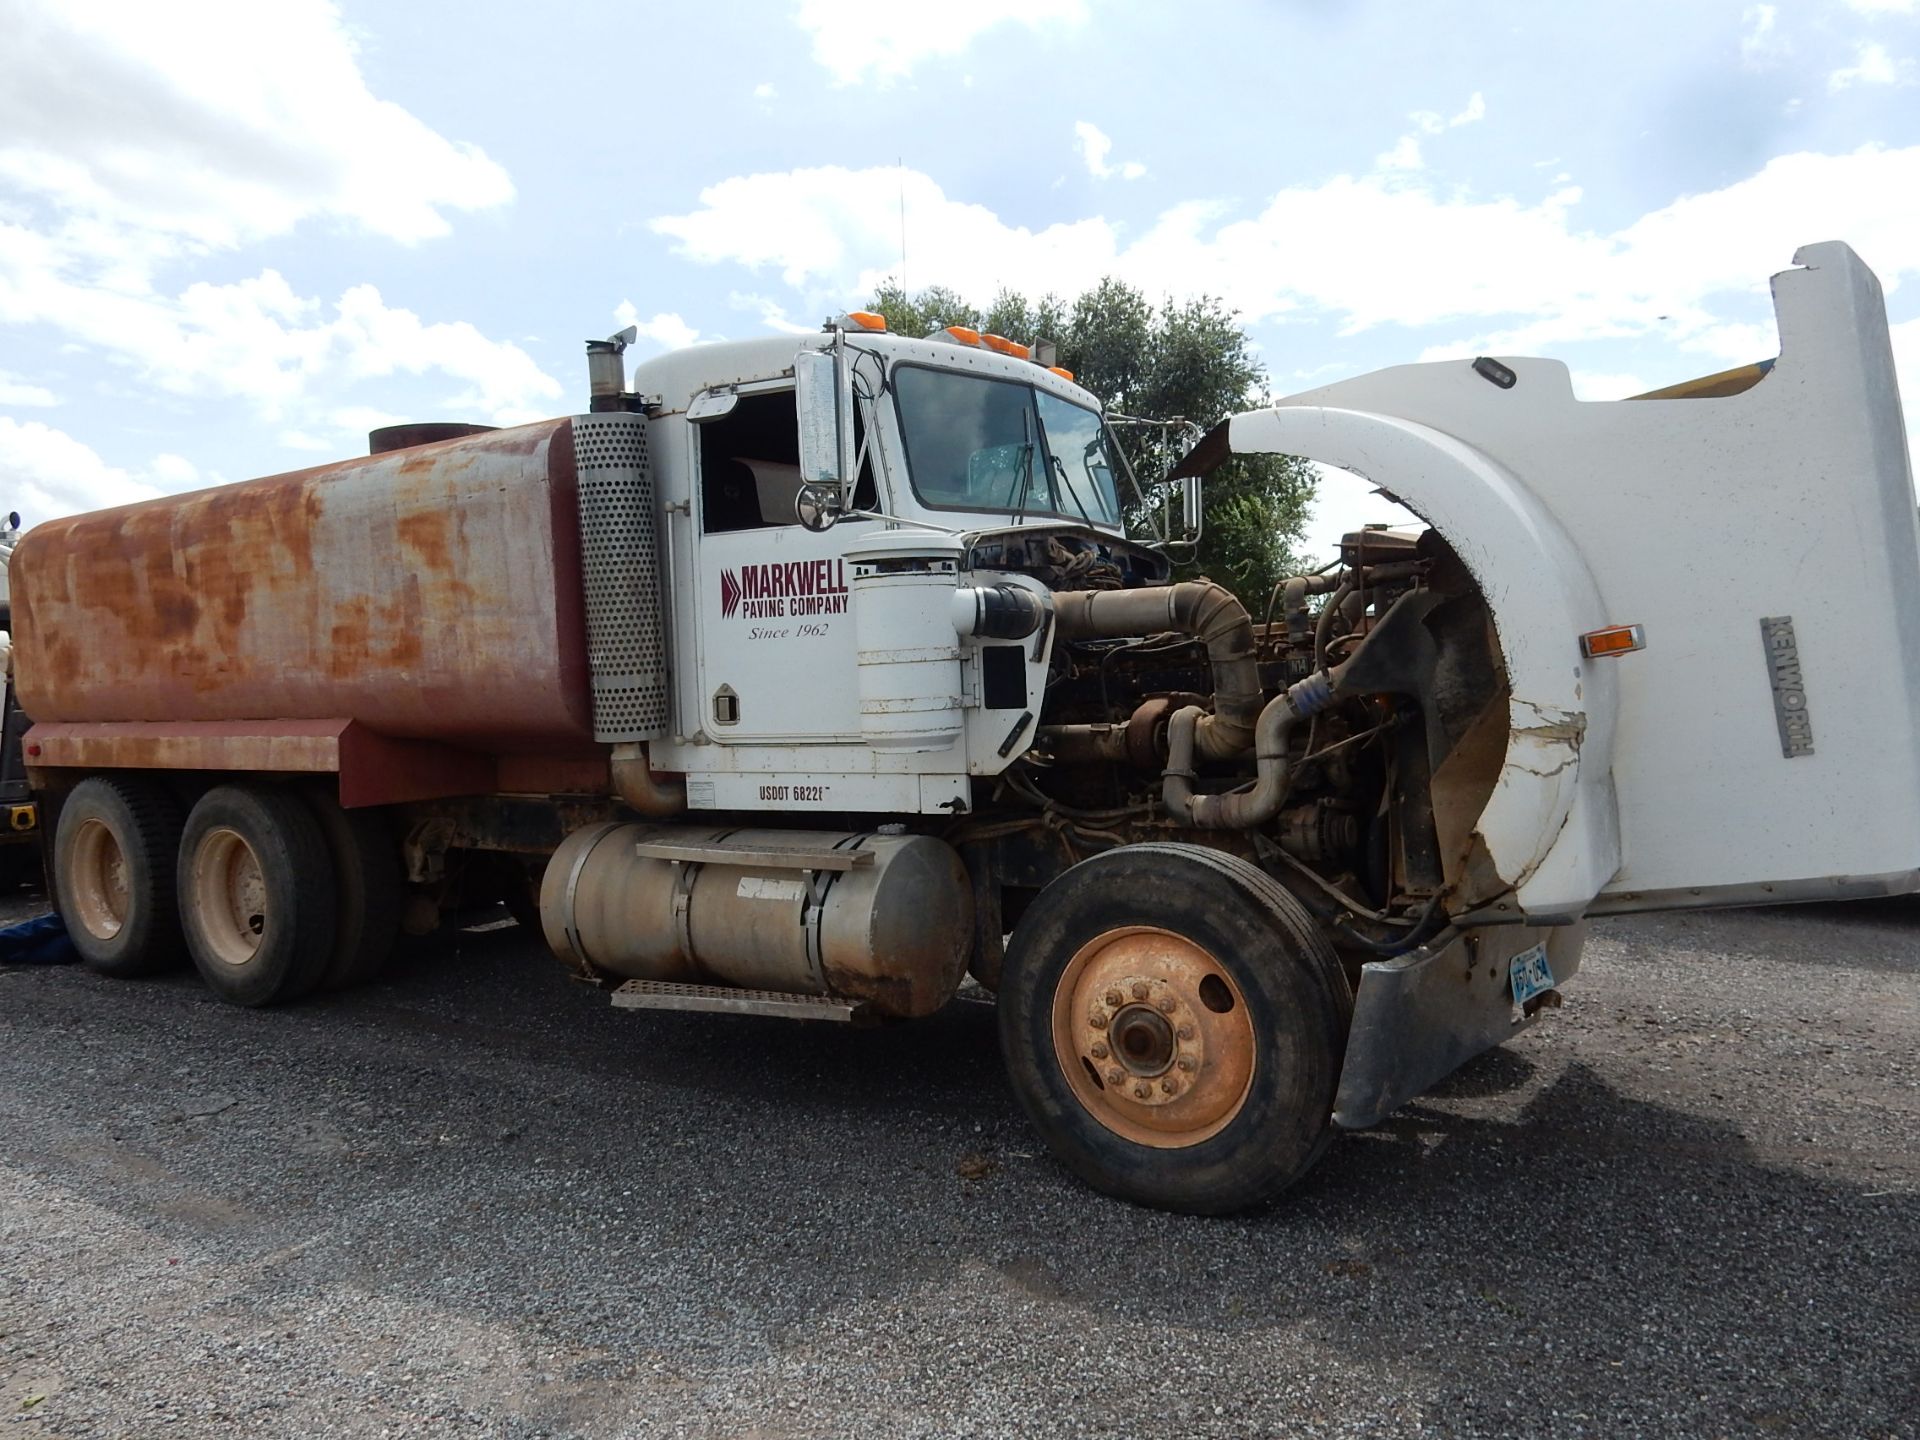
998, 843, 1352, 1214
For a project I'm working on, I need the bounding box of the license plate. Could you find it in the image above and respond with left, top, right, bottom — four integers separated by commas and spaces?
1509, 942, 1555, 1006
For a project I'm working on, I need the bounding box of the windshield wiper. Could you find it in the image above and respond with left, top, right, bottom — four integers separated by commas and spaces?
1051, 452, 1096, 528
1004, 406, 1038, 525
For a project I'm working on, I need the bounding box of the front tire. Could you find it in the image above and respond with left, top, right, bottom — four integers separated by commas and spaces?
998, 843, 1352, 1214
52, 775, 187, 977
178, 785, 337, 1007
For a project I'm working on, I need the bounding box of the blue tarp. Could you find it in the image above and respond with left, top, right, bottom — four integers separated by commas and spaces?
0, 911, 76, 966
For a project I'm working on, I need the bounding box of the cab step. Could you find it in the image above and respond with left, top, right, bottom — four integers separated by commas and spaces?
608, 978, 869, 1023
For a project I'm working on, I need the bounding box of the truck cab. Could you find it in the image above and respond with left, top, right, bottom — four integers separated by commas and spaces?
628, 322, 1157, 814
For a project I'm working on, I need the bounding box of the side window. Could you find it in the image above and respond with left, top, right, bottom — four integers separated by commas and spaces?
700, 391, 799, 534
699, 389, 879, 534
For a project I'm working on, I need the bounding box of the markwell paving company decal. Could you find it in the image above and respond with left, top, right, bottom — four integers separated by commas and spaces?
719, 559, 849, 634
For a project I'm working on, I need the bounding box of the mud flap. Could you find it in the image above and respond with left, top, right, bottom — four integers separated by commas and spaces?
1331, 923, 1585, 1129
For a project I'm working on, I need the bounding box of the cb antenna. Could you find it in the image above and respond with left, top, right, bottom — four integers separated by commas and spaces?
898, 155, 907, 293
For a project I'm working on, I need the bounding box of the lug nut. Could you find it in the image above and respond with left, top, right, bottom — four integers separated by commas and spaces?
1176, 1024, 1194, 1041
1106, 1068, 1125, 1087
1131, 981, 1149, 1000
1160, 1078, 1177, 1094
1133, 1082, 1151, 1099
1176, 1056, 1197, 1072
1156, 995, 1177, 1014
1089, 1008, 1109, 1030
1090, 1041, 1109, 1059
1104, 988, 1123, 1008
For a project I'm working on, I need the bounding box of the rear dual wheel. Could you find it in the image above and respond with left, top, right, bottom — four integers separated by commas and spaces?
53, 775, 402, 1003
998, 843, 1353, 1214
178, 783, 403, 1005
53, 776, 187, 977
179, 785, 338, 1007
301, 786, 402, 990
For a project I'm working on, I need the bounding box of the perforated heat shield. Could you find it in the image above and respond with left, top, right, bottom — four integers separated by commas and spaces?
571, 413, 668, 740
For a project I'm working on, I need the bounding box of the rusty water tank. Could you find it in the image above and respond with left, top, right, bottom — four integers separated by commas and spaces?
11, 420, 595, 752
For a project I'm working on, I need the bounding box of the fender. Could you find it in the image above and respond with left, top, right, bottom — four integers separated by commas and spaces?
1226, 407, 1622, 919
1223, 243, 1920, 915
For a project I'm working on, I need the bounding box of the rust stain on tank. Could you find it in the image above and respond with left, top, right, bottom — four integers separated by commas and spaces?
396, 509, 459, 576
11, 419, 593, 750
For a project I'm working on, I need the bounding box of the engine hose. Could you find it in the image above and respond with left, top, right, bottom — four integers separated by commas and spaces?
1331, 893, 1453, 956
1161, 668, 1339, 828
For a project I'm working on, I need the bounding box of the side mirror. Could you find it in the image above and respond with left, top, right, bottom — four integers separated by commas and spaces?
794, 482, 846, 533
795, 349, 852, 494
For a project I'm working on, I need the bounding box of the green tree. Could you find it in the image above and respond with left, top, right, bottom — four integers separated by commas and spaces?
868, 277, 1315, 608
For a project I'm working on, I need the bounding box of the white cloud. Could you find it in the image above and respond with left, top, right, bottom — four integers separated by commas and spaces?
1376, 136, 1425, 171
0, 416, 174, 519
1073, 122, 1145, 181
1740, 5, 1789, 69
793, 0, 1089, 85
0, 1, 512, 263
652, 145, 1920, 368
655, 165, 1123, 304
0, 256, 562, 424
729, 292, 819, 336
328, 405, 409, 440
0, 1, 557, 435
754, 82, 777, 99
0, 372, 57, 406
1410, 92, 1487, 134
1378, 92, 1486, 172
1829, 40, 1910, 89
614, 302, 701, 351
1844, 0, 1914, 12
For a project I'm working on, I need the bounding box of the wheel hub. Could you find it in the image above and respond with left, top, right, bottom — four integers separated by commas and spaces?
70, 817, 130, 942
1053, 926, 1255, 1148
1109, 1002, 1174, 1077
1088, 981, 1199, 1099
191, 827, 268, 968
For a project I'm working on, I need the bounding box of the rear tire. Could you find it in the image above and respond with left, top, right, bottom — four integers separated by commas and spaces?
51, 775, 186, 977
302, 787, 402, 990
998, 843, 1352, 1214
178, 784, 337, 1007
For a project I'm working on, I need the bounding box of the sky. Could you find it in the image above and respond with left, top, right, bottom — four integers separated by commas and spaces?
2, 0, 1917, 561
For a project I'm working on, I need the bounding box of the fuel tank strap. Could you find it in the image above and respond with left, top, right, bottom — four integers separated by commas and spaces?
633, 839, 875, 870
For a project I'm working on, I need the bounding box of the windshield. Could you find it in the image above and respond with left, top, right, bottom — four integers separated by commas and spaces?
893, 365, 1122, 526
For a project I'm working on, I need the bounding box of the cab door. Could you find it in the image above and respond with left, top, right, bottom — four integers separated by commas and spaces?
688, 385, 864, 745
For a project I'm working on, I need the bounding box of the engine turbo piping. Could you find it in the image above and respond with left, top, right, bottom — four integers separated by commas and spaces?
1051, 582, 1260, 760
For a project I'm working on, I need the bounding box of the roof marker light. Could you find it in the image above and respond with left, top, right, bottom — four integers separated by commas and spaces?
934, 325, 983, 347
1047, 365, 1076, 382
839, 310, 888, 332
1580, 624, 1646, 659
981, 333, 1031, 359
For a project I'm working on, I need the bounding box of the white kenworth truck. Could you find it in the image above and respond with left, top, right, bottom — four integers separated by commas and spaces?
13, 242, 1920, 1212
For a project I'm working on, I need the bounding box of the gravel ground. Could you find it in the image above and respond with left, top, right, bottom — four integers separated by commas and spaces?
0, 885, 1915, 1439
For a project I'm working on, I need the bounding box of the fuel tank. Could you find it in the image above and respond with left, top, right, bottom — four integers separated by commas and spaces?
11, 421, 595, 752
540, 824, 973, 1019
